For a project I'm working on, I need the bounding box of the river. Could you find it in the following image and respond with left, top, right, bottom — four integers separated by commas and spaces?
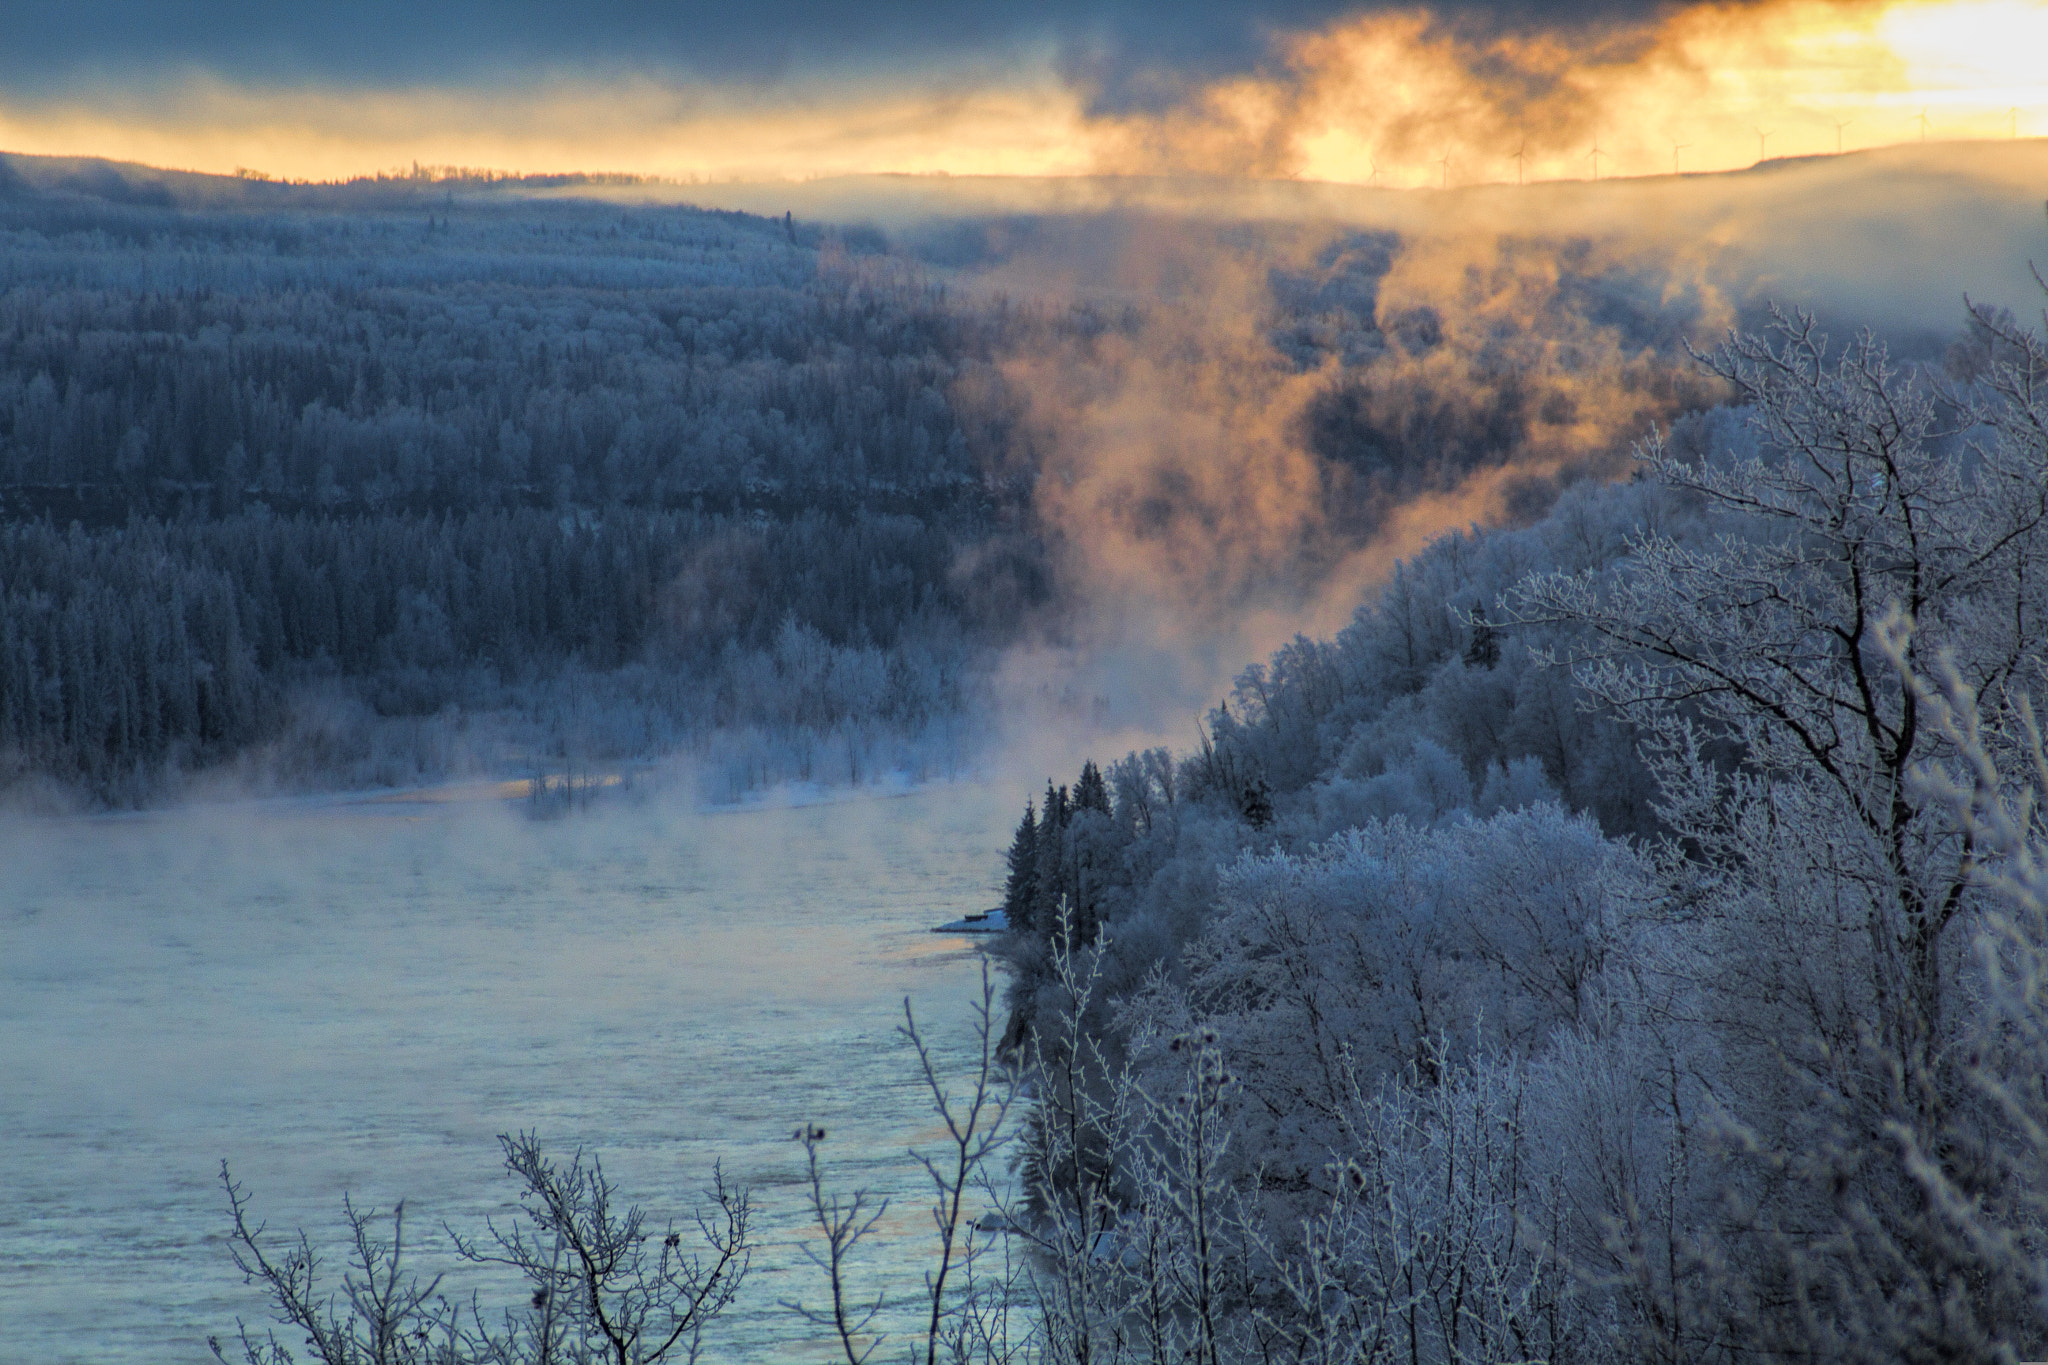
0, 782, 1017, 1362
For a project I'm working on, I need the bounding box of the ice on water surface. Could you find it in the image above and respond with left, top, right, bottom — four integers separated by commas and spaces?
0, 784, 1011, 1363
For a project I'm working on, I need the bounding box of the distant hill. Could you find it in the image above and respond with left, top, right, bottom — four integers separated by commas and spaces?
2, 138, 2035, 804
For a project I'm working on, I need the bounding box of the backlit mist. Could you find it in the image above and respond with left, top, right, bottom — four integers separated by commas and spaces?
1, 0, 2043, 184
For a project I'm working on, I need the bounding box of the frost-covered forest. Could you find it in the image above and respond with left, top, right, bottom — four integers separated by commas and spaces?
0, 154, 1737, 805
0, 161, 1052, 801
983, 306, 2048, 1362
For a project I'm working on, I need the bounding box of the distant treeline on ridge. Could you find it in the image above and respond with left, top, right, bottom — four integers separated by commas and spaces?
0, 151, 1737, 803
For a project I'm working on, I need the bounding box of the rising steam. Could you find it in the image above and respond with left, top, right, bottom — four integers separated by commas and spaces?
970, 214, 1736, 736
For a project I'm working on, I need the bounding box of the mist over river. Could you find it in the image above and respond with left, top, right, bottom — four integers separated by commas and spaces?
0, 784, 1014, 1363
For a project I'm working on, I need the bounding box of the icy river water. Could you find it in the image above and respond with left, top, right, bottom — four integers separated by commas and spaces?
0, 783, 1016, 1363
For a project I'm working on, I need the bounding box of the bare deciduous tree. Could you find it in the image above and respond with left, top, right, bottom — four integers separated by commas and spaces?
214, 1136, 749, 1365
1506, 308, 2048, 1362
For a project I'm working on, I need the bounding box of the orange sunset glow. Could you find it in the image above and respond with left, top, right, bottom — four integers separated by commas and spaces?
1099, 0, 2048, 184
2, 0, 2044, 185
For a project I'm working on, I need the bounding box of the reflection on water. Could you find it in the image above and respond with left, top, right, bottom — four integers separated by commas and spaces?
0, 785, 1013, 1363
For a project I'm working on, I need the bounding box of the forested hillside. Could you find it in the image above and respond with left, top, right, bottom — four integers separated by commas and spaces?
0, 152, 1741, 804
0, 203, 987, 514
992, 306, 2048, 1361
0, 161, 1060, 801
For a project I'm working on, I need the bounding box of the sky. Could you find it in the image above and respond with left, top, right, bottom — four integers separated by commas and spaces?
1, 0, 2046, 185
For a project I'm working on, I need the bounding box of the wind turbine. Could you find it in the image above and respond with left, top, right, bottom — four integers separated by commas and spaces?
1834, 119, 1853, 154
1755, 127, 1773, 162
1918, 107, 1931, 141
1589, 140, 1604, 181
1511, 141, 1527, 186
1438, 151, 1453, 189
1672, 142, 1690, 175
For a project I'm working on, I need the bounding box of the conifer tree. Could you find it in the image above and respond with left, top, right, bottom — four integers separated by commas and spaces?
1073, 760, 1110, 815
1032, 783, 1070, 933
1003, 801, 1038, 930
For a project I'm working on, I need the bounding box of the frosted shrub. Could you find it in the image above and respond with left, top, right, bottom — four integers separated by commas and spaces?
1163, 804, 1647, 1109
1473, 755, 1559, 816
1273, 1049, 1587, 1365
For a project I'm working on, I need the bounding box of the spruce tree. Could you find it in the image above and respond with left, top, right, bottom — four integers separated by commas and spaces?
1002, 800, 1038, 930
1032, 783, 1069, 933
1073, 759, 1110, 815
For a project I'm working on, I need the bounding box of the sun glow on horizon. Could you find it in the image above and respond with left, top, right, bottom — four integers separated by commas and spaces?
0, 0, 2043, 189
0, 72, 1100, 185
1148, 0, 2048, 188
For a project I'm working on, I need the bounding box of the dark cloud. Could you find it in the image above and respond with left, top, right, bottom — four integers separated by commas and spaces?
0, 0, 1704, 99
1059, 0, 1697, 113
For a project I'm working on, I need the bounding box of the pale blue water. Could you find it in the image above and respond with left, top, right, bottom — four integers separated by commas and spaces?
0, 784, 1014, 1363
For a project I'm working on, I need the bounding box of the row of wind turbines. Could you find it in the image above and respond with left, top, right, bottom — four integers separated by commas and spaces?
1392, 106, 2027, 189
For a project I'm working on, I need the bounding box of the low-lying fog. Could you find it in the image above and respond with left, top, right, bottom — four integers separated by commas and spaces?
0, 785, 1013, 1363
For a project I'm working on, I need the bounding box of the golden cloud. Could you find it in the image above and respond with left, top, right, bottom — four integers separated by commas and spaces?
1, 0, 2042, 185
1090, 0, 2048, 185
